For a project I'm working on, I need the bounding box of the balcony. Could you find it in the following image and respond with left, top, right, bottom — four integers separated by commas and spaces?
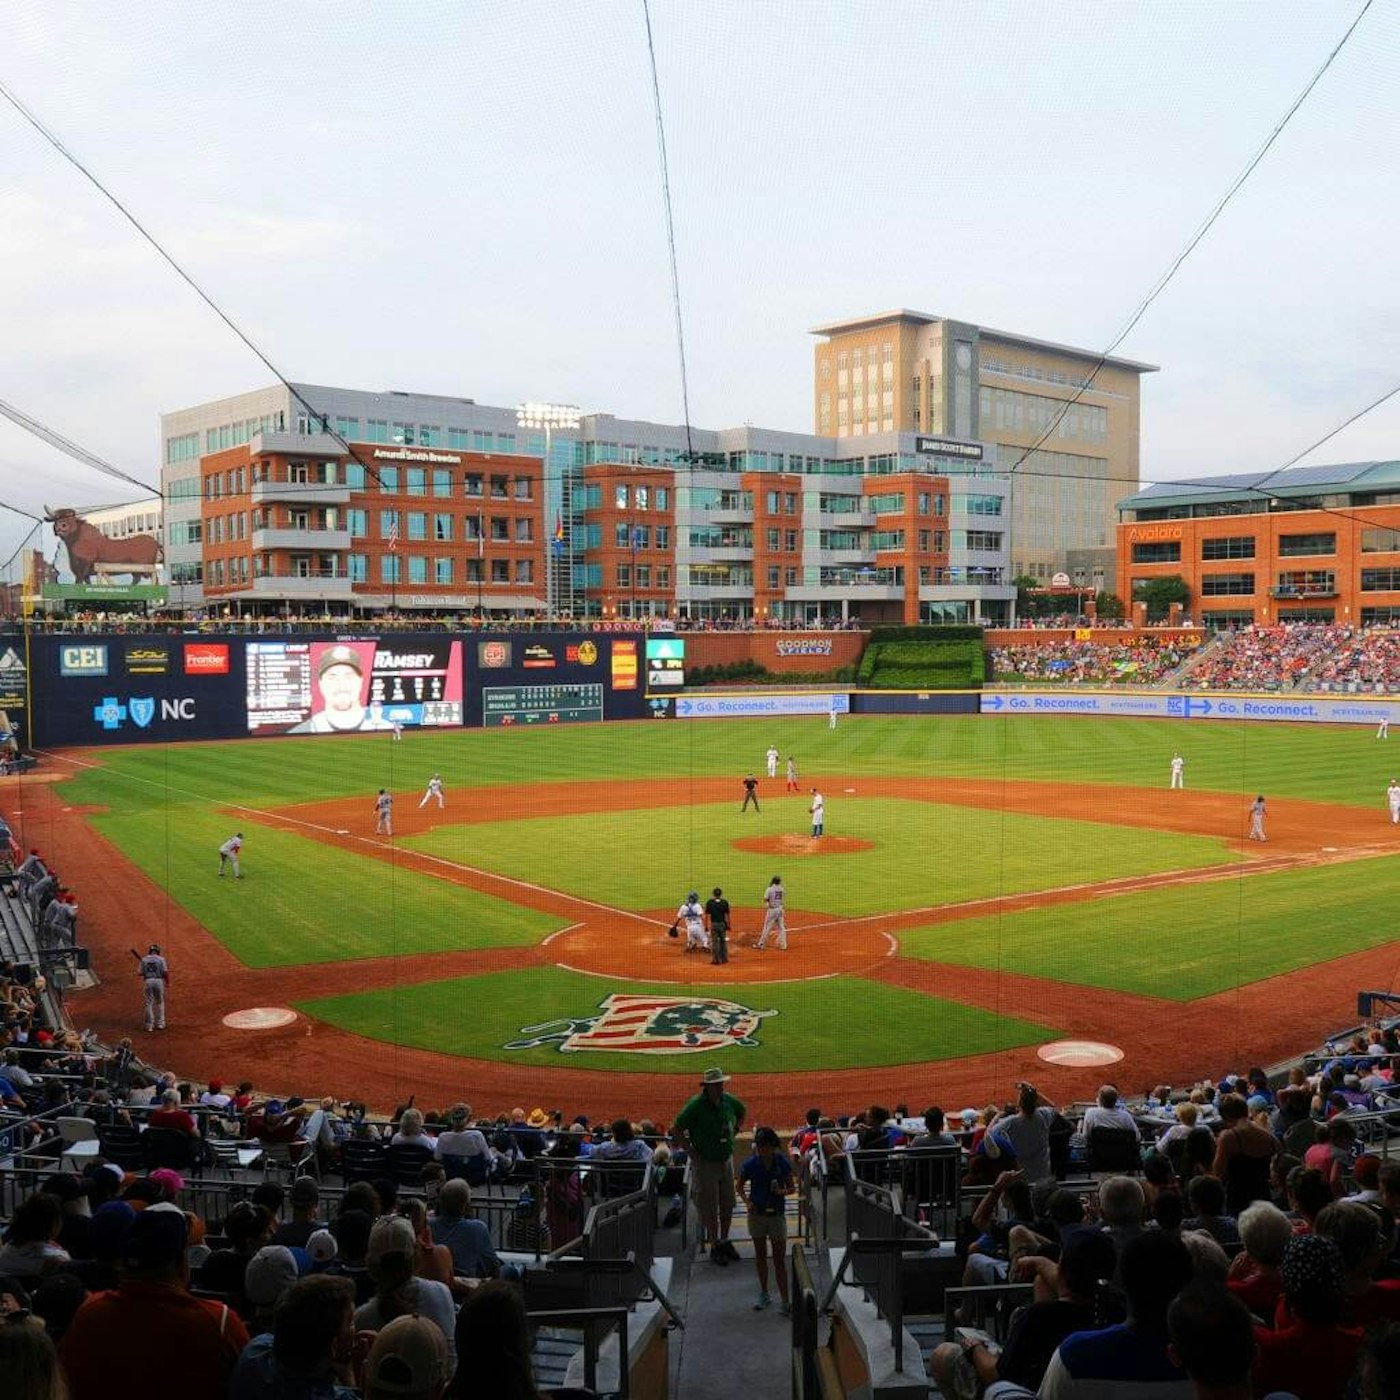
250, 480, 351, 507
1270, 584, 1338, 599
786, 582, 903, 602
819, 507, 876, 528
242, 575, 357, 600
687, 545, 754, 564
251, 528, 352, 552
817, 548, 876, 567
676, 583, 756, 600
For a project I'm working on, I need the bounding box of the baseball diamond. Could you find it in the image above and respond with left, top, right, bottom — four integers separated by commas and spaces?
21, 709, 1400, 1121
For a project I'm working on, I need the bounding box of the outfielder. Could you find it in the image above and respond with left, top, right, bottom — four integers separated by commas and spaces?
1170, 753, 1185, 790
1381, 716, 1391, 740
829, 696, 839, 730
218, 832, 244, 878
1388, 780, 1400, 825
1248, 794, 1267, 842
757, 875, 787, 951
677, 891, 708, 954
374, 788, 394, 835
139, 943, 169, 1031
766, 745, 779, 779
419, 774, 445, 809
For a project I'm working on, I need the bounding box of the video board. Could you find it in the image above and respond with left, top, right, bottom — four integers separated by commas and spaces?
246, 639, 464, 734
645, 636, 685, 690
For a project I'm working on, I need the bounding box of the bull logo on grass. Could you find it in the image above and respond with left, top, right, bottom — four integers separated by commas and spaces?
506, 993, 777, 1054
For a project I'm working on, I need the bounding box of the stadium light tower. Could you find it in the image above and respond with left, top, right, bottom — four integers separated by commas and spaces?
515, 402, 581, 617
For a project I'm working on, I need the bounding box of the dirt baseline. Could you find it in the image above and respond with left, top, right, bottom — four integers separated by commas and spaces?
17, 762, 1400, 1122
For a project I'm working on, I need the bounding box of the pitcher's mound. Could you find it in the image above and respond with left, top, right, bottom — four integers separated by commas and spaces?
732, 834, 873, 856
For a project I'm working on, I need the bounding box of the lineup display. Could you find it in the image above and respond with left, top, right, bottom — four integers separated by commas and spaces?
482, 682, 604, 727
246, 639, 464, 734
645, 636, 685, 690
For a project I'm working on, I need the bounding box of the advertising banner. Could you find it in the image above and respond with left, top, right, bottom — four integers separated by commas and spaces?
673, 692, 851, 720
979, 689, 1400, 727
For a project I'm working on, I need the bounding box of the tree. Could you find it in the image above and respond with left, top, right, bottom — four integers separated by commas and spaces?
1132, 575, 1189, 622
1096, 591, 1125, 621
1012, 574, 1049, 620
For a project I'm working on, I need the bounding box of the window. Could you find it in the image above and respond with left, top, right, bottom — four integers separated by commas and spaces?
406, 512, 427, 541
380, 555, 401, 583
447, 428, 469, 449
616, 485, 629, 509
784, 493, 797, 514
784, 530, 797, 551
342, 462, 365, 490
934, 496, 945, 517
868, 492, 905, 515
616, 563, 631, 586
1363, 528, 1400, 554
490, 475, 509, 499
958, 494, 1003, 516
1201, 536, 1255, 560
464, 515, 482, 542
419, 425, 440, 447
379, 510, 399, 538
636, 487, 649, 511
766, 491, 779, 513
407, 556, 427, 584
1278, 532, 1336, 557
656, 487, 669, 510
1361, 570, 1400, 592
658, 566, 670, 587
435, 557, 453, 584
873, 530, 905, 550
513, 477, 533, 500
378, 466, 399, 493
515, 559, 533, 584
767, 565, 780, 588
515, 518, 532, 543
432, 468, 453, 498
632, 525, 650, 548
466, 559, 483, 583
366, 420, 389, 444
464, 474, 483, 497
636, 565, 651, 587
785, 567, 798, 586
490, 517, 509, 542
1274, 570, 1335, 595
963, 530, 1003, 552
490, 559, 509, 583
392, 422, 415, 445
1200, 572, 1255, 596
404, 468, 426, 497
334, 416, 359, 439
655, 525, 670, 549
434, 513, 453, 542
766, 528, 780, 550
1131, 542, 1182, 564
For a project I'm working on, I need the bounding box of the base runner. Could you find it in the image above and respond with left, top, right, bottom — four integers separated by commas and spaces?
137, 943, 169, 1031
756, 875, 787, 951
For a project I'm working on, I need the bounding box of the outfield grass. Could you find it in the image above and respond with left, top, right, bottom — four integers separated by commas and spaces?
900, 853, 1400, 1000
55, 712, 1399, 814
403, 797, 1234, 916
87, 809, 562, 967
296, 966, 1059, 1073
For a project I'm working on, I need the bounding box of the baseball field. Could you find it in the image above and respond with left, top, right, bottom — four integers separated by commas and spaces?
20, 711, 1400, 1120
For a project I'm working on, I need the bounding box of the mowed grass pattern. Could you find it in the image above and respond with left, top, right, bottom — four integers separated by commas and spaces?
296, 966, 1060, 1072
901, 853, 1400, 1000
403, 797, 1235, 916
88, 809, 562, 967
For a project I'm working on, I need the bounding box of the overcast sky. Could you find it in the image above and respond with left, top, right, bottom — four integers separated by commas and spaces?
2, 0, 1398, 567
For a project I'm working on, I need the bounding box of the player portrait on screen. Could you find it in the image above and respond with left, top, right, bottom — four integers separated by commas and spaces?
289, 644, 394, 734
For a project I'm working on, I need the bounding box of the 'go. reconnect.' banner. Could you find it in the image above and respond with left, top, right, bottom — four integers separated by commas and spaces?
979, 689, 1400, 727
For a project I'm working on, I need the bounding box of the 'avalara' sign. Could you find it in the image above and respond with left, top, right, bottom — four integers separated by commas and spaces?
1126, 526, 1184, 542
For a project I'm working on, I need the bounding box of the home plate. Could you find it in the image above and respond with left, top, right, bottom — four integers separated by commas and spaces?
1038, 1039, 1123, 1068
223, 1007, 298, 1030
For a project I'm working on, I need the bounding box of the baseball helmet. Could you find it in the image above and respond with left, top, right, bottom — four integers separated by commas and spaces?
148, 943, 161, 954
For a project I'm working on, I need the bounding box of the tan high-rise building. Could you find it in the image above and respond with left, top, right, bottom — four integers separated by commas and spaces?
811, 310, 1156, 584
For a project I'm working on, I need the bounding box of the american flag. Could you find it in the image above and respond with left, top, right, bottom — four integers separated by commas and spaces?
386, 519, 399, 552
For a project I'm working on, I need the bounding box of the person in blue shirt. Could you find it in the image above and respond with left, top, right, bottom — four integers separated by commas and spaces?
738, 1126, 794, 1314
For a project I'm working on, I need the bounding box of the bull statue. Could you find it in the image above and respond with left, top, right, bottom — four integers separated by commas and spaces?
44, 506, 163, 585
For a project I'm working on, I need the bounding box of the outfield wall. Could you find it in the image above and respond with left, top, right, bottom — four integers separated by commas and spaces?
681, 630, 868, 674
980, 687, 1400, 727
25, 632, 657, 746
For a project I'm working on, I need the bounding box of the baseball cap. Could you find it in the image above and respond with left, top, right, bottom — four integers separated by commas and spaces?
319, 645, 363, 676
90, 1201, 136, 1259
363, 1314, 450, 1400
123, 1201, 188, 1269
263, 1100, 285, 1117
366, 1215, 417, 1269
244, 1244, 300, 1308
306, 1228, 338, 1266
207, 1079, 223, 1093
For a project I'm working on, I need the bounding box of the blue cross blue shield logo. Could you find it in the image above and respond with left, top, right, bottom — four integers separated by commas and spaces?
128, 697, 156, 729
92, 697, 127, 730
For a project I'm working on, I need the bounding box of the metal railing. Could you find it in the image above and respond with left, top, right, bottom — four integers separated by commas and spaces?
527, 1306, 632, 1399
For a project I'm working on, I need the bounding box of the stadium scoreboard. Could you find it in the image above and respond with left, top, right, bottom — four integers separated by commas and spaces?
482, 682, 605, 727
645, 637, 685, 690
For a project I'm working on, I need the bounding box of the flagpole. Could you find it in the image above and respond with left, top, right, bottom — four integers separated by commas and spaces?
477, 511, 484, 618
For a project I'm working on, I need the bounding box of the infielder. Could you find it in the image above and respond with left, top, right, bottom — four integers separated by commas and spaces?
1170, 753, 1185, 790
677, 891, 708, 954
1381, 716, 1391, 740
1248, 795, 1267, 842
1388, 780, 1400, 825
809, 788, 825, 838
765, 745, 779, 779
419, 774, 445, 809
756, 875, 787, 951
218, 832, 244, 878
785, 756, 799, 794
374, 788, 394, 836
139, 943, 169, 1032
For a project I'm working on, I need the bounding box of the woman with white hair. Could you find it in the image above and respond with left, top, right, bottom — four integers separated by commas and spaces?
1227, 1200, 1292, 1319
391, 1108, 437, 1150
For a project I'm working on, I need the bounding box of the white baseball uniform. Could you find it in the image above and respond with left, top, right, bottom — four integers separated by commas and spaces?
810, 792, 825, 837
1248, 798, 1267, 841
757, 881, 787, 950
766, 746, 779, 779
1388, 782, 1400, 824
1170, 756, 1184, 790
1380, 717, 1391, 740
218, 835, 243, 878
677, 898, 708, 953
419, 776, 445, 809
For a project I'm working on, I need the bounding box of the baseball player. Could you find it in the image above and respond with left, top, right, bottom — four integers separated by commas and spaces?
391, 718, 404, 742
809, 788, 825, 838
1248, 795, 1267, 842
765, 745, 779, 779
1387, 780, 1400, 825
829, 696, 839, 730
218, 832, 244, 878
1381, 716, 1391, 740
756, 875, 787, 951
677, 891, 708, 954
374, 788, 394, 836
1170, 753, 1185, 790
419, 774, 445, 809
785, 756, 798, 794
139, 943, 169, 1031
741, 773, 761, 813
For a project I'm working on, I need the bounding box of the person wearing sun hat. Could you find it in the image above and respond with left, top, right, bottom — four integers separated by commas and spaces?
674, 1067, 746, 1264
364, 1313, 451, 1400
